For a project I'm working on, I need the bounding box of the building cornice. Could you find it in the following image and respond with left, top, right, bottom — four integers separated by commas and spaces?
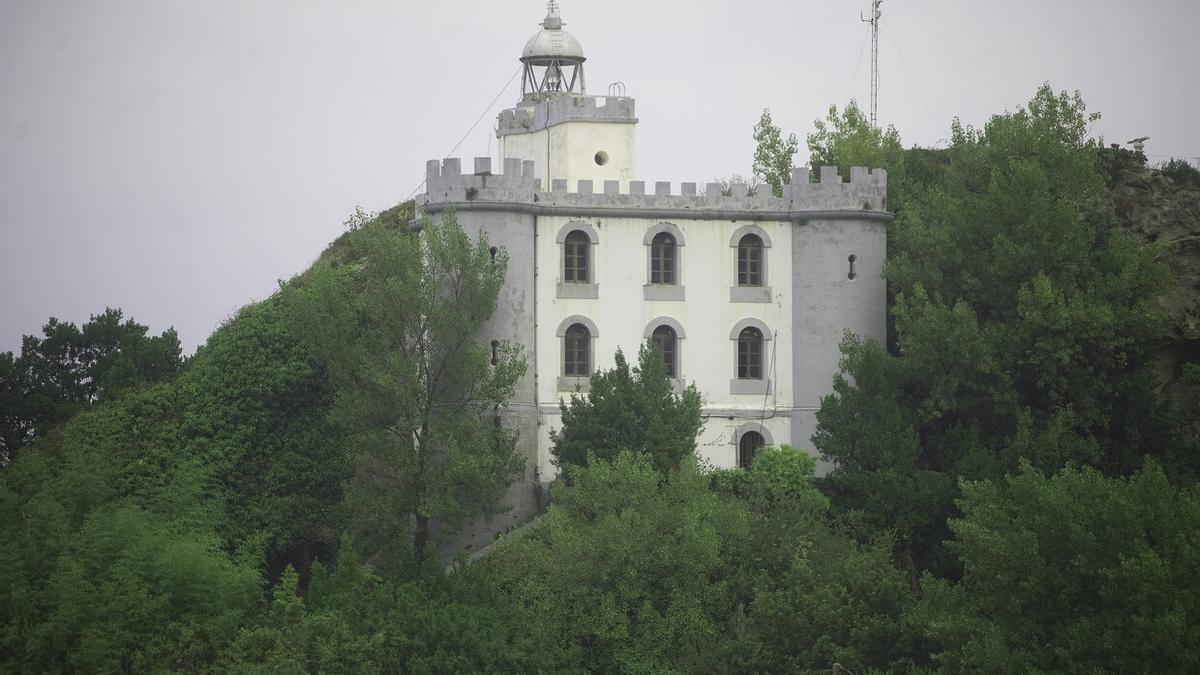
422, 200, 894, 224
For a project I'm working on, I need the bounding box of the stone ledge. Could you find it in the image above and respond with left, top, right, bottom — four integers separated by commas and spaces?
643, 284, 685, 301
730, 378, 772, 396
557, 282, 599, 299
557, 376, 592, 393
730, 286, 773, 303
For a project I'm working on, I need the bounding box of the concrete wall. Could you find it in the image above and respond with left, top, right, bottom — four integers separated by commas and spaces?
499, 119, 636, 190
497, 95, 637, 191
432, 206, 541, 559
790, 216, 888, 473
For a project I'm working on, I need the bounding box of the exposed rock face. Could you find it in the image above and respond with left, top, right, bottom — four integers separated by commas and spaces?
1104, 148, 1200, 377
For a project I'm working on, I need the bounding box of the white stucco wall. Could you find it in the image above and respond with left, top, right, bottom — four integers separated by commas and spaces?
532, 214, 797, 475
484, 102, 887, 478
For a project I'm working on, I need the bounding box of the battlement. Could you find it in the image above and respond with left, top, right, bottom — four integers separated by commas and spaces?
421, 157, 888, 214
497, 95, 637, 136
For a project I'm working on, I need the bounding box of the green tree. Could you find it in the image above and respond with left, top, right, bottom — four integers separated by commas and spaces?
181, 295, 348, 575
0, 309, 183, 465
481, 452, 747, 672
221, 534, 577, 673
300, 209, 525, 560
752, 108, 799, 197
919, 461, 1200, 673
814, 85, 1172, 575
807, 99, 903, 177
34, 503, 260, 672
708, 447, 928, 673
551, 342, 702, 476
0, 295, 348, 669
814, 335, 958, 575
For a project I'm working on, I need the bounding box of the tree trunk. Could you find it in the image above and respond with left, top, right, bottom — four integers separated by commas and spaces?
413, 511, 430, 559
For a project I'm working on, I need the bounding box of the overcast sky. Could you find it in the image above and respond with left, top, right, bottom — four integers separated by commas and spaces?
2, 0, 1196, 354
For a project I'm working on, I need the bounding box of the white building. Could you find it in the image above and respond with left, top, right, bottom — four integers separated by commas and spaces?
421, 2, 888, 551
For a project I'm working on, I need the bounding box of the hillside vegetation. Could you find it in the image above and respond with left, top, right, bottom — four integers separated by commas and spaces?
2, 86, 1199, 672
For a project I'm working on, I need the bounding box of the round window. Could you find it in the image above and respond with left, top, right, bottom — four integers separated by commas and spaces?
594, 150, 609, 166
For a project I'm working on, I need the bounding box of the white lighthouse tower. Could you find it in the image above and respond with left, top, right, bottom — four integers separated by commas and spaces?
496, 1, 637, 189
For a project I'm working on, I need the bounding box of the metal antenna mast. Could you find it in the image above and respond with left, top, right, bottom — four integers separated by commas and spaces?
860, 0, 882, 127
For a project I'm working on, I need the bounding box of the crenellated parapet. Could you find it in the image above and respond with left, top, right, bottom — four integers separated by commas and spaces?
782, 166, 888, 212
421, 157, 888, 216
496, 95, 637, 136
424, 157, 542, 204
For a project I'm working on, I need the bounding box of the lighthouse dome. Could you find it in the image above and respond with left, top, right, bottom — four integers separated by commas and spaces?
521, 3, 585, 63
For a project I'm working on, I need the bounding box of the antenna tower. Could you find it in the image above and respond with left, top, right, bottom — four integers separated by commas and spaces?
860, 0, 882, 127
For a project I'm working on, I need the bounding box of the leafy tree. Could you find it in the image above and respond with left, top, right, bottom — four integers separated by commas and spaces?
709, 444, 830, 516
919, 461, 1200, 673
33, 503, 260, 672
481, 452, 747, 672
299, 209, 525, 560
1159, 157, 1200, 188
708, 447, 928, 673
807, 99, 904, 177
751, 108, 799, 197
814, 335, 958, 575
551, 342, 702, 476
221, 535, 576, 673
0, 309, 183, 465
814, 86, 1173, 574
804, 98, 939, 235
181, 295, 347, 575
0, 264, 351, 670
734, 524, 924, 674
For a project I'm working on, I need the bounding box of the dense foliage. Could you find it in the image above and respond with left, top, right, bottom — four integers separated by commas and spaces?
0, 292, 340, 670
0, 308, 183, 464
299, 208, 525, 560
814, 85, 1184, 575
551, 342, 702, 476
920, 461, 1200, 673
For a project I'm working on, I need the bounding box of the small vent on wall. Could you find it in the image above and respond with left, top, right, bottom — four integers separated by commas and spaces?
848, 254, 858, 280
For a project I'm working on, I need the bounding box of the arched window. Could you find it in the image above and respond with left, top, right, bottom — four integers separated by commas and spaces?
738, 234, 763, 287
738, 431, 765, 469
564, 230, 590, 283
650, 232, 677, 285
737, 327, 763, 380
564, 323, 591, 376
651, 325, 678, 378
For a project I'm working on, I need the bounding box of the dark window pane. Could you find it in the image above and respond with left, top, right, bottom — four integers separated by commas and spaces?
739, 431, 765, 469
652, 325, 677, 378
737, 327, 763, 379
651, 232, 676, 285
738, 234, 763, 287
565, 323, 590, 376
565, 231, 589, 283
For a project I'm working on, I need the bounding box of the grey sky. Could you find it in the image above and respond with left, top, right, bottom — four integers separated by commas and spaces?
2, 0, 1196, 354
